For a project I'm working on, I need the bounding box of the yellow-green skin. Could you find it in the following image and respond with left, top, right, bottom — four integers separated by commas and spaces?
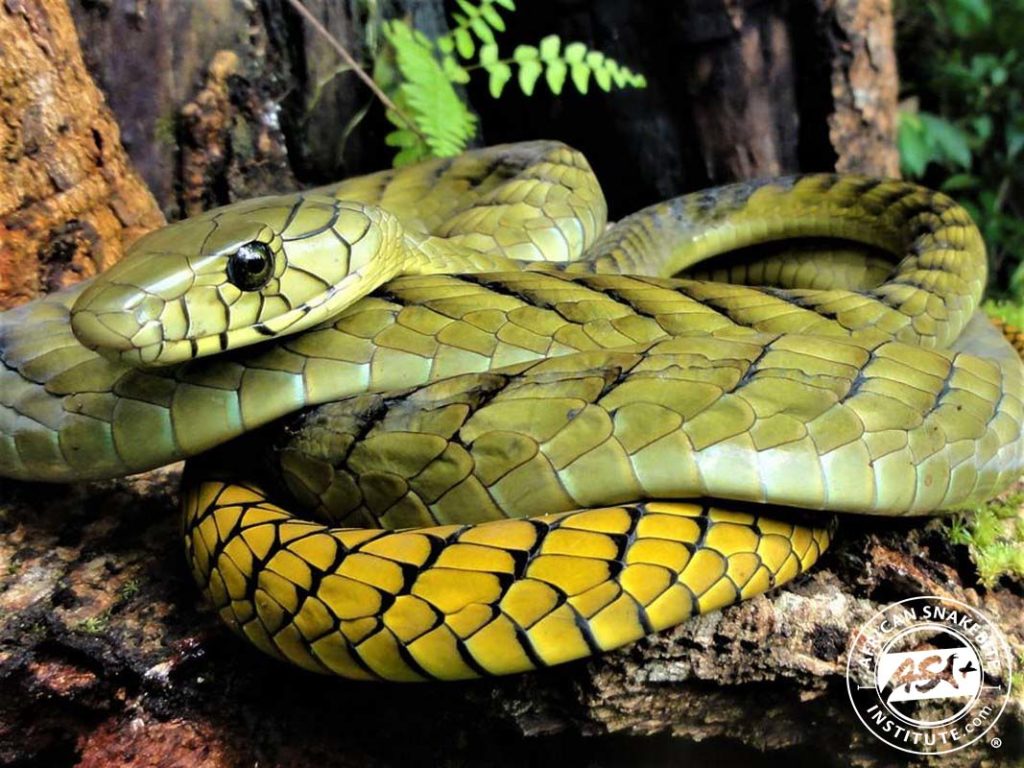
1, 141, 1021, 681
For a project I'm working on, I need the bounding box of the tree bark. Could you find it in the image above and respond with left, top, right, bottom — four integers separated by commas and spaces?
1, 2, 1021, 767
816, 0, 901, 176
0, 0, 163, 311
466, 0, 901, 215
67, 0, 450, 218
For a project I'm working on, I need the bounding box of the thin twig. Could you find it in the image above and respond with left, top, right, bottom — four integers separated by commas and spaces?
283, 0, 422, 136
994, 175, 1012, 214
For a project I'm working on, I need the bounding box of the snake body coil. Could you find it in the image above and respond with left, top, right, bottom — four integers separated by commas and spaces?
2, 141, 1021, 680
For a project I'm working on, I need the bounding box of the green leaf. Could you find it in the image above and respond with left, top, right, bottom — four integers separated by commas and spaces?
606, 60, 625, 89
940, 173, 979, 192
1011, 260, 1024, 298
381, 6, 647, 165
513, 44, 538, 63
564, 41, 586, 65
1007, 121, 1024, 159
979, 189, 999, 214
545, 59, 567, 94
335, 100, 372, 157
539, 35, 561, 62
480, 3, 506, 31
411, 28, 432, 47
960, 199, 982, 224
897, 112, 930, 177
442, 55, 471, 84
454, 27, 475, 59
953, 0, 993, 25
570, 62, 590, 93
394, 144, 428, 167
488, 61, 513, 98
971, 115, 993, 142
385, 129, 419, 147
946, 0, 992, 35
470, 17, 495, 44
970, 53, 1000, 80
920, 112, 973, 169
518, 60, 543, 95
479, 43, 499, 66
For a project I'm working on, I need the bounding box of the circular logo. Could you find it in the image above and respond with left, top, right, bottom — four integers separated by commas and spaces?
846, 596, 1013, 755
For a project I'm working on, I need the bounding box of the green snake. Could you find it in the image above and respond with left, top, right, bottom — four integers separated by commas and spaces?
2, 141, 1022, 681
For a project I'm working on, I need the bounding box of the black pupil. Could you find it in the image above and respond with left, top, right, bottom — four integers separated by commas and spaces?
228, 242, 273, 290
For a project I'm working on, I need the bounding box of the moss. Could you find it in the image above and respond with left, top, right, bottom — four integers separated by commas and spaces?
947, 489, 1024, 587
152, 114, 179, 148
1012, 653, 1024, 699
25, 619, 47, 641
117, 579, 140, 602
75, 613, 110, 635
983, 299, 1024, 328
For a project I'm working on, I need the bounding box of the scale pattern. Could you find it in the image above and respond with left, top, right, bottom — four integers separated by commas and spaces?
270, 330, 1023, 527
184, 481, 829, 681
2, 141, 1023, 681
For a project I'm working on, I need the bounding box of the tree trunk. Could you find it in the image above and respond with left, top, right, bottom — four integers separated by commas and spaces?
1, 1, 1021, 767
0, 0, 163, 311
465, 0, 901, 216
67, 0, 451, 218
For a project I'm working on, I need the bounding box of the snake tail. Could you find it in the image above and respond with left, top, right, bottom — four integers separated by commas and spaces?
183, 478, 830, 681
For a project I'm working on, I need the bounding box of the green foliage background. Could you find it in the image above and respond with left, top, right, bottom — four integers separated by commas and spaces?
895, 0, 1024, 299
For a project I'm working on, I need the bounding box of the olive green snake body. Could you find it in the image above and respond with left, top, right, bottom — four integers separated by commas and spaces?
1, 141, 1022, 681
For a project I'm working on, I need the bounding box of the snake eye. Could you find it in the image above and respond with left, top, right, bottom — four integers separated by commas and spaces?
227, 242, 275, 291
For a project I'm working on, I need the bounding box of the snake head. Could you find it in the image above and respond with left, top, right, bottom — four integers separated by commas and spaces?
70, 193, 405, 366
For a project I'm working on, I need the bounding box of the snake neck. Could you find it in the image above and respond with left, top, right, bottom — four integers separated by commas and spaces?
404, 234, 525, 275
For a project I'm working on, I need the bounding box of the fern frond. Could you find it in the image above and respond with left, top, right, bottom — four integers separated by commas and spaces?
443, 0, 515, 60
483, 35, 646, 98
381, 20, 478, 164
372, 2, 645, 166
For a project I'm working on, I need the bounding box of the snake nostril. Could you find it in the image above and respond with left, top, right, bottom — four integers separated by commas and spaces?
70, 310, 134, 350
